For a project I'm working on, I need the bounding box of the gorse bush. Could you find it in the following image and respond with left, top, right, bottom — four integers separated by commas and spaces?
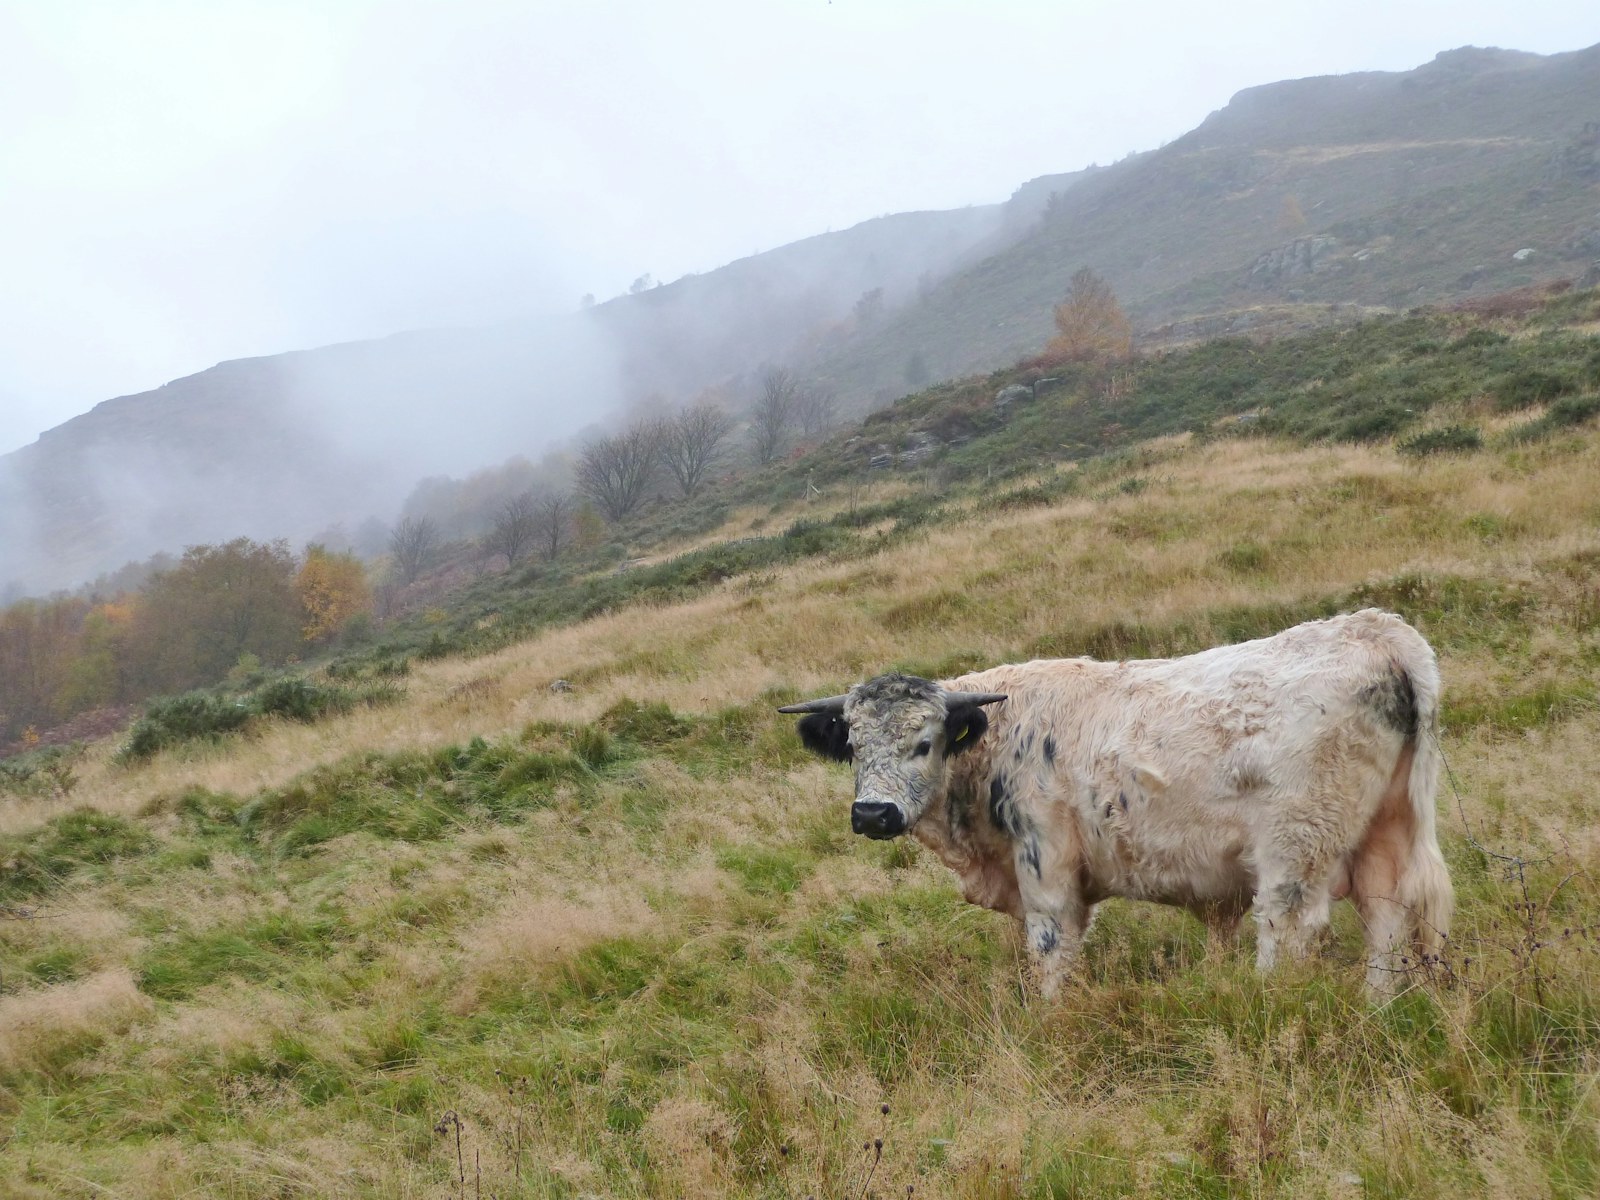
1508, 393, 1600, 443
1399, 424, 1483, 457
120, 692, 252, 760
118, 676, 404, 762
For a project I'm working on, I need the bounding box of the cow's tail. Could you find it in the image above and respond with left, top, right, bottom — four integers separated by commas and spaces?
1399, 643, 1453, 962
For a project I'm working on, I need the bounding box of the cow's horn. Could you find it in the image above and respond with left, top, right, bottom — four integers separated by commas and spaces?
777, 693, 850, 714
941, 690, 1008, 707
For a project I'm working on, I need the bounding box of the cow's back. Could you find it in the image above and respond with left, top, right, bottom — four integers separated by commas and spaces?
945, 609, 1429, 906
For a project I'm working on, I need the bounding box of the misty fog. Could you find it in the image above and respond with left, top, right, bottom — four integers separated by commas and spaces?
0, 194, 1013, 596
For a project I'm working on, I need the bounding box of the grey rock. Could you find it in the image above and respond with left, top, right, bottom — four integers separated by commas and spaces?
899, 432, 939, 466
994, 384, 1033, 410
1250, 235, 1340, 284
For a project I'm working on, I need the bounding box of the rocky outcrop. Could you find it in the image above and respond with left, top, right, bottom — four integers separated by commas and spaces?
1249, 236, 1342, 286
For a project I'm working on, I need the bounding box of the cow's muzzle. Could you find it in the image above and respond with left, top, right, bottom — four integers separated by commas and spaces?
851, 800, 906, 839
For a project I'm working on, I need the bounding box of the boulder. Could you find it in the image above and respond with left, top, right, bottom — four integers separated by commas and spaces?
994, 384, 1033, 412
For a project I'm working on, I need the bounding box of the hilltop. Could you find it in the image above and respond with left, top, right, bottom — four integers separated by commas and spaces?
4, 42, 1599, 592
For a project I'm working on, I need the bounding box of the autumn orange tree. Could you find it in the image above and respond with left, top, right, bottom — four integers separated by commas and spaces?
1045, 266, 1132, 364
296, 545, 373, 643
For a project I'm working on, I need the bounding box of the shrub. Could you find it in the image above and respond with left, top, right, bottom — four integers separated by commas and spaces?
254, 677, 347, 723
119, 677, 404, 762
1398, 425, 1483, 457
0, 745, 83, 800
121, 691, 252, 760
1505, 394, 1600, 444
600, 699, 693, 745
1494, 368, 1579, 412
1336, 403, 1414, 443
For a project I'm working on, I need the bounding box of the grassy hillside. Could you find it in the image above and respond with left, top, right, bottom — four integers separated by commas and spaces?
4, 296, 1600, 1198
314, 284, 1600, 676
816, 44, 1600, 402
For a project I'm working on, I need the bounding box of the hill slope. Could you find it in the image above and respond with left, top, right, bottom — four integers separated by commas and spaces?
4, 405, 1600, 1195
5, 43, 1599, 594
813, 43, 1600, 396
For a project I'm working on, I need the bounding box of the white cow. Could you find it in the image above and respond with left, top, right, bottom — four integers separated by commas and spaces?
782, 609, 1453, 998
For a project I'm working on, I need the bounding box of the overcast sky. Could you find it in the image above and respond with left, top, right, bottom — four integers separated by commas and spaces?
0, 0, 1594, 455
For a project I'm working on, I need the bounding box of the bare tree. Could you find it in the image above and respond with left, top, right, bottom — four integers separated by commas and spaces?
389, 516, 441, 584
661, 403, 736, 497
532, 492, 574, 561
576, 419, 662, 523
750, 366, 799, 465
485, 492, 538, 566
795, 381, 840, 439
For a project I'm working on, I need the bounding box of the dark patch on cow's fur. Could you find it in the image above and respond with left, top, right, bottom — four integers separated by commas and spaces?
796, 712, 852, 762
1119, 791, 1129, 812
1021, 833, 1042, 879
989, 774, 1023, 840
1033, 918, 1060, 954
1042, 735, 1055, 764
1273, 879, 1306, 913
1359, 668, 1418, 737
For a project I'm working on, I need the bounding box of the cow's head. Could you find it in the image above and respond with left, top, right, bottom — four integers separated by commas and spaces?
780, 674, 1005, 839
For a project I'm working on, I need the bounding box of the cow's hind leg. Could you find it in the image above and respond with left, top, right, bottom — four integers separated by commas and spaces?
1351, 807, 1412, 999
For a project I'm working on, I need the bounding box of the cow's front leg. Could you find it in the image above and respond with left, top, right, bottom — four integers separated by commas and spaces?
1016, 846, 1089, 999
1024, 910, 1083, 998
1253, 873, 1332, 971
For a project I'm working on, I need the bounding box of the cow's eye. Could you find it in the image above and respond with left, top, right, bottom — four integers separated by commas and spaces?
913, 739, 932, 757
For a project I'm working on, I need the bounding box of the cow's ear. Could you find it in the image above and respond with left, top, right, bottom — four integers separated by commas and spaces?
943, 705, 989, 756
796, 712, 852, 763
